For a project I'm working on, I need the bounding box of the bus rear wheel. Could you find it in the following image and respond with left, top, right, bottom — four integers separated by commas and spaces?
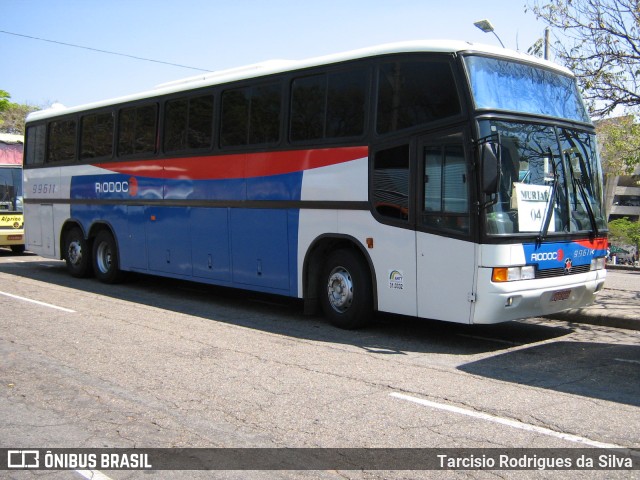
92, 230, 124, 284
320, 249, 373, 329
64, 227, 92, 278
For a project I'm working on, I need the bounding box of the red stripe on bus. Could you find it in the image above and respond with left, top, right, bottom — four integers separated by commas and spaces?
96, 146, 368, 180
574, 238, 608, 250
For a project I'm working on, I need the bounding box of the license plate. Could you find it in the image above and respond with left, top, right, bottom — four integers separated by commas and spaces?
551, 289, 571, 302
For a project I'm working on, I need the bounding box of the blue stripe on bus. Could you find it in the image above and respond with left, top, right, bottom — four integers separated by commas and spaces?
69, 172, 303, 296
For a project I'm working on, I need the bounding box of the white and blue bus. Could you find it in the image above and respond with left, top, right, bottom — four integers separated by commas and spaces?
23, 41, 608, 328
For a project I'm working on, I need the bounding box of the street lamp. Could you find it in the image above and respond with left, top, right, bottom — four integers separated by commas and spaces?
473, 19, 506, 48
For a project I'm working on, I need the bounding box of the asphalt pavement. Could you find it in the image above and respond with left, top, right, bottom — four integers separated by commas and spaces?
547, 265, 640, 331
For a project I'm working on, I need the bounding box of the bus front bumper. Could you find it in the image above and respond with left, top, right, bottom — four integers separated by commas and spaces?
472, 267, 606, 324
0, 230, 25, 247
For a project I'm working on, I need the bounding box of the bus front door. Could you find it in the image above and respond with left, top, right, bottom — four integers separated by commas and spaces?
415, 132, 475, 324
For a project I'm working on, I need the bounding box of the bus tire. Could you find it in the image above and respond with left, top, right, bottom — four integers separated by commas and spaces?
92, 230, 124, 284
320, 249, 373, 329
64, 227, 93, 278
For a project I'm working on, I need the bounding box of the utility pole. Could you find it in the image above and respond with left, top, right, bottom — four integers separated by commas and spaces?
544, 27, 550, 60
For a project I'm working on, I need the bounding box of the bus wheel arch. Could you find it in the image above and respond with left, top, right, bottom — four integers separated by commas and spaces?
304, 235, 377, 329
61, 221, 93, 278
90, 224, 125, 284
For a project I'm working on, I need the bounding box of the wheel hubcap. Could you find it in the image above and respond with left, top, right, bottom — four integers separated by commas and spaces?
327, 266, 353, 313
68, 241, 82, 265
96, 242, 112, 274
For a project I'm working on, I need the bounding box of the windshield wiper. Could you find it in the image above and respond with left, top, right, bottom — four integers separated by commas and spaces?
571, 170, 599, 237
565, 152, 599, 237
537, 148, 558, 245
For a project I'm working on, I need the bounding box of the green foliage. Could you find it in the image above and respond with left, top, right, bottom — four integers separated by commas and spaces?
0, 90, 40, 135
608, 217, 640, 251
0, 90, 10, 112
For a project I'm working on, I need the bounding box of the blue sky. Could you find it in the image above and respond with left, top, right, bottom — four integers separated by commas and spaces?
2, 1, 548, 108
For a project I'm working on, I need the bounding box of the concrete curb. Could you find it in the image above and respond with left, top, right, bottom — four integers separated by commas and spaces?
545, 286, 640, 331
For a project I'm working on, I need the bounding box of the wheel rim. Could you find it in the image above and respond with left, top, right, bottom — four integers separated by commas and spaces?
68, 241, 83, 266
326, 266, 354, 313
95, 241, 112, 274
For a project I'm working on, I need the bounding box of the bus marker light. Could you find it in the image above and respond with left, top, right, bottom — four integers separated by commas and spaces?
366, 237, 374, 249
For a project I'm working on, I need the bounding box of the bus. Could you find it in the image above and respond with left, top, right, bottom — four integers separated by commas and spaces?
0, 133, 25, 254
23, 40, 608, 329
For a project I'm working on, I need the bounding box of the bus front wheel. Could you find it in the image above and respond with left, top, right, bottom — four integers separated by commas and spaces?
92, 230, 124, 284
64, 227, 92, 278
320, 249, 373, 329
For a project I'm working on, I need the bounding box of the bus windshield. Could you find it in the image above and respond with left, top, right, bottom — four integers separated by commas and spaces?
0, 167, 23, 213
480, 120, 607, 237
464, 55, 590, 123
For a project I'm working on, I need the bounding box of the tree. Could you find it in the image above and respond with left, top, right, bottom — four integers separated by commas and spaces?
0, 102, 39, 135
596, 115, 640, 175
0, 90, 39, 135
608, 217, 640, 253
0, 90, 10, 113
528, 0, 640, 117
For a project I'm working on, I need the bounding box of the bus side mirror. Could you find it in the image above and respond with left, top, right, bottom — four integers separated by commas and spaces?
481, 142, 500, 194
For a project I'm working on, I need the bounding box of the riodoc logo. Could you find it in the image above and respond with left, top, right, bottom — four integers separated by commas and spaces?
94, 177, 138, 196
530, 249, 564, 262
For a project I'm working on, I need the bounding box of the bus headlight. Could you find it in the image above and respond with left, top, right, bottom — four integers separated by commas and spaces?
590, 257, 606, 271
491, 265, 535, 282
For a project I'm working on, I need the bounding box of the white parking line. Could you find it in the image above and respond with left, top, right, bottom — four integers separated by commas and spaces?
76, 469, 114, 480
0, 291, 76, 313
390, 392, 625, 449
615, 358, 640, 365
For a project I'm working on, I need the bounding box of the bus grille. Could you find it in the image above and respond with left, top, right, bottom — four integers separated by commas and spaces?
535, 264, 591, 279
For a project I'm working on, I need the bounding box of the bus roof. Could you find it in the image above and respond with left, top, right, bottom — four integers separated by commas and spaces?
26, 40, 572, 122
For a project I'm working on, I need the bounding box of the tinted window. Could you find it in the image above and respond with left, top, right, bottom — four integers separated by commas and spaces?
48, 119, 76, 163
377, 60, 461, 134
327, 69, 367, 138
81, 112, 114, 159
249, 84, 281, 145
372, 144, 410, 221
118, 104, 157, 156
290, 75, 325, 141
220, 83, 281, 147
164, 95, 214, 152
26, 124, 46, 166
290, 68, 367, 142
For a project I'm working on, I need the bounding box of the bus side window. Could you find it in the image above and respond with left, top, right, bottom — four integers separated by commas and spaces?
26, 124, 46, 166
47, 119, 77, 163
164, 95, 214, 152
377, 60, 461, 135
372, 144, 410, 221
290, 68, 367, 142
118, 104, 158, 157
220, 83, 281, 148
81, 112, 114, 160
